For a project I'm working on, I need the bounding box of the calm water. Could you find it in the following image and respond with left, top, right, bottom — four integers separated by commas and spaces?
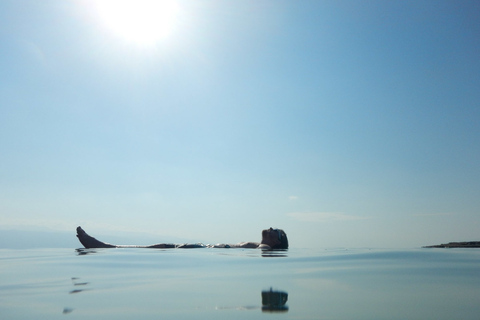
1, 247, 480, 319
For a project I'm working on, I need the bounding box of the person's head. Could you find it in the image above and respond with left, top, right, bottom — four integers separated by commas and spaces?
261, 228, 289, 249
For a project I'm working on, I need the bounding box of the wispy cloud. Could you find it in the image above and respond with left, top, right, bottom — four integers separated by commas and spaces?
288, 196, 299, 201
287, 212, 370, 222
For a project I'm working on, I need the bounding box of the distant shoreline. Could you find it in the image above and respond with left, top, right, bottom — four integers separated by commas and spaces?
423, 241, 480, 248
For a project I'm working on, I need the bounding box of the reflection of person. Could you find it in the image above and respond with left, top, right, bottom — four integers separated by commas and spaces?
262, 288, 289, 312
76, 227, 288, 250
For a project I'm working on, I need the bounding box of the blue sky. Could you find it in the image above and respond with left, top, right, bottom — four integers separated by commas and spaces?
1, 0, 479, 249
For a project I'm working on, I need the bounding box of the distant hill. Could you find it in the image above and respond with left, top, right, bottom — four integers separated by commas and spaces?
423, 241, 480, 248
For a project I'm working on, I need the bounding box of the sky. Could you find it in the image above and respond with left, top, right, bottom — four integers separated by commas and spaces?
1, 0, 479, 249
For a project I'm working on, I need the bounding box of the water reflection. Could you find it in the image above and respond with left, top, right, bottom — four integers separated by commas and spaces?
76, 248, 98, 256
64, 273, 289, 315
64, 277, 91, 313
261, 288, 288, 312
62, 307, 74, 314
72, 249, 289, 314
261, 249, 288, 258
69, 289, 85, 294
76, 247, 288, 257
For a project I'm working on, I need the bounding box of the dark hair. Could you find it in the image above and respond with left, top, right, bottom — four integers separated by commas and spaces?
272, 229, 289, 249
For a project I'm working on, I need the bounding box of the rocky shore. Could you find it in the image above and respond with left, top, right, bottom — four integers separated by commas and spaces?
423, 241, 480, 248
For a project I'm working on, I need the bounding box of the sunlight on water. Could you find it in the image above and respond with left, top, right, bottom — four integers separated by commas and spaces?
1, 248, 480, 319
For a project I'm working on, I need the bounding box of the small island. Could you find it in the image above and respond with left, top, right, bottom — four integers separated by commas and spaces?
423, 241, 480, 248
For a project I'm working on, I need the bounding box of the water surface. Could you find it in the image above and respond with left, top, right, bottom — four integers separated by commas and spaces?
1, 247, 479, 319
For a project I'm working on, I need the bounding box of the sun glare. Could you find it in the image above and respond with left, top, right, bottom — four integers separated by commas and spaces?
95, 0, 179, 45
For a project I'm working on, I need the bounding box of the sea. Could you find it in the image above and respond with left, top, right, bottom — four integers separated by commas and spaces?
1, 247, 479, 319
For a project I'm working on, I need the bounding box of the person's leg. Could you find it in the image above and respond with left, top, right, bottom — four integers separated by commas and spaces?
76, 226, 116, 248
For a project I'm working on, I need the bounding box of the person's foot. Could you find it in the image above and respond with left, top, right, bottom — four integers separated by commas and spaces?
76, 226, 116, 248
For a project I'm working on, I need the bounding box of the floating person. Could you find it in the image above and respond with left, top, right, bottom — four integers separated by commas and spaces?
76, 226, 288, 250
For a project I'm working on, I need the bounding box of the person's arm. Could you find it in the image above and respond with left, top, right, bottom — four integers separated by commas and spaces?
208, 242, 259, 248
258, 243, 271, 250
209, 243, 231, 248
231, 242, 260, 248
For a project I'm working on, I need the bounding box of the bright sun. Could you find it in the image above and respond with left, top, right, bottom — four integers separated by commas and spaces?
95, 0, 179, 45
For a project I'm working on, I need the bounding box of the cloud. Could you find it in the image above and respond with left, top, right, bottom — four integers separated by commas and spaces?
288, 196, 299, 201
286, 212, 370, 223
